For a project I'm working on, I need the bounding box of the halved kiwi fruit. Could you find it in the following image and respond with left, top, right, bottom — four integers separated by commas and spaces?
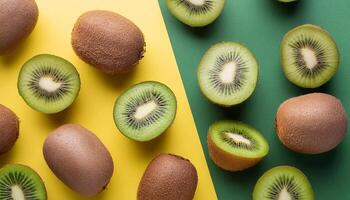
281, 24, 339, 88
207, 120, 269, 171
0, 164, 47, 200
198, 42, 258, 107
253, 166, 314, 200
165, 0, 225, 27
113, 81, 177, 142
18, 54, 81, 114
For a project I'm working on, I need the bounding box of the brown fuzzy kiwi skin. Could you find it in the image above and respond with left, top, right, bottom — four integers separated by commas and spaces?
137, 154, 198, 200
0, 0, 38, 54
43, 124, 114, 196
276, 93, 348, 154
0, 104, 19, 154
71, 10, 145, 75
207, 132, 262, 172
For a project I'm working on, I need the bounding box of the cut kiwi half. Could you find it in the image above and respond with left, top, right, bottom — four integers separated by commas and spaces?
18, 54, 81, 114
281, 24, 339, 88
0, 164, 47, 200
207, 120, 269, 171
198, 42, 258, 107
253, 166, 314, 200
113, 81, 177, 142
165, 0, 225, 27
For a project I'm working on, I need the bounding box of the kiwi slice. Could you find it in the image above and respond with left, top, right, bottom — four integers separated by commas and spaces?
253, 166, 314, 200
281, 24, 339, 88
207, 120, 269, 171
0, 164, 47, 200
18, 54, 81, 114
198, 42, 258, 107
277, 0, 297, 3
113, 81, 177, 142
165, 0, 225, 27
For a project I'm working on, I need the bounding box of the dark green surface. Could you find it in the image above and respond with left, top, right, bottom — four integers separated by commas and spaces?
159, 1, 350, 200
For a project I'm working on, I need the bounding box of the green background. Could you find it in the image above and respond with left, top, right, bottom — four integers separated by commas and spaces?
159, 0, 350, 199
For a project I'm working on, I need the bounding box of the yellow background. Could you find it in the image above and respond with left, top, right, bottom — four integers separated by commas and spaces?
0, 0, 217, 199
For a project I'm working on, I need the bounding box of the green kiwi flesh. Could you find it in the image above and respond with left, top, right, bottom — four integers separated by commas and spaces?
208, 120, 269, 171
113, 81, 177, 142
0, 164, 47, 200
198, 42, 258, 106
281, 24, 339, 88
165, 0, 225, 27
18, 54, 81, 114
253, 166, 314, 200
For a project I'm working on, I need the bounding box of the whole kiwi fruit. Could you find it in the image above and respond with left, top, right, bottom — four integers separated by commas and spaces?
137, 154, 198, 200
0, 0, 38, 54
72, 10, 145, 75
0, 104, 19, 154
276, 93, 348, 154
43, 124, 114, 196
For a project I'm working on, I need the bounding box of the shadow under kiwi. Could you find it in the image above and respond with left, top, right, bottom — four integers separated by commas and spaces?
284, 77, 335, 97
91, 64, 139, 91
269, 0, 303, 17
0, 36, 36, 66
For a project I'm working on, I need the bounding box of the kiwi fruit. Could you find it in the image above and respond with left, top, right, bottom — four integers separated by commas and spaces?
253, 166, 314, 200
43, 124, 114, 196
113, 81, 177, 142
18, 54, 81, 114
0, 104, 19, 154
281, 24, 339, 88
165, 0, 225, 27
0, 164, 47, 200
0, 0, 38, 54
276, 93, 347, 154
72, 10, 145, 75
137, 154, 198, 200
198, 42, 258, 107
207, 120, 269, 172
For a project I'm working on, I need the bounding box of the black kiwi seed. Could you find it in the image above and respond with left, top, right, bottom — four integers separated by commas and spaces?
290, 37, 327, 78
123, 90, 168, 129
28, 66, 73, 102
221, 130, 257, 151
208, 52, 248, 95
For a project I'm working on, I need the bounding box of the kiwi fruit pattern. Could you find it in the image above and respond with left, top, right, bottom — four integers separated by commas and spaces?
276, 93, 347, 154
0, 0, 347, 199
18, 54, 81, 114
281, 24, 339, 88
137, 154, 198, 200
253, 166, 314, 200
72, 10, 145, 75
207, 120, 269, 171
113, 81, 177, 142
43, 124, 114, 196
0, 0, 38, 54
0, 104, 19, 154
198, 42, 259, 107
0, 164, 47, 200
165, 0, 225, 27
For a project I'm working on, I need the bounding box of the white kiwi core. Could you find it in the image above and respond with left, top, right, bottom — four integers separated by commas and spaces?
278, 187, 292, 200
39, 77, 62, 92
187, 0, 206, 6
219, 62, 237, 84
225, 132, 251, 146
11, 185, 25, 200
134, 101, 157, 120
301, 48, 318, 69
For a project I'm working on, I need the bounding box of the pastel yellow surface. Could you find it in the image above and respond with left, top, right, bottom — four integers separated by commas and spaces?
0, 0, 217, 199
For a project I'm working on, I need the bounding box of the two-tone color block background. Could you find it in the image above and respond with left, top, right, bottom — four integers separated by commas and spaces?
0, 0, 350, 199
